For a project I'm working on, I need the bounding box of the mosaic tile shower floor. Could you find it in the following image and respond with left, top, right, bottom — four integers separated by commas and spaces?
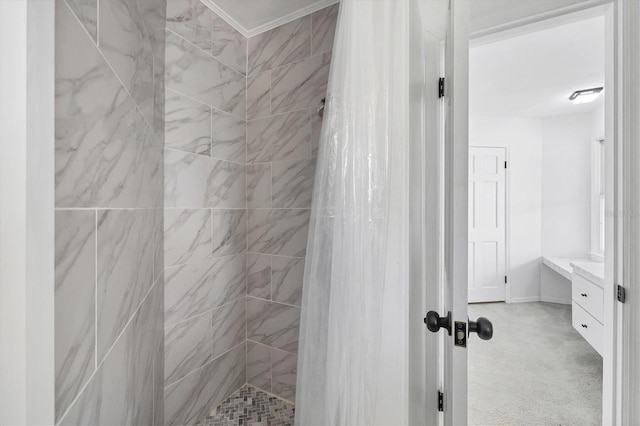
195, 385, 295, 426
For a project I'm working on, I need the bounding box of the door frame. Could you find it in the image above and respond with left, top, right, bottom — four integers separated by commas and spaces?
468, 144, 510, 304
448, 1, 634, 424
0, 1, 55, 425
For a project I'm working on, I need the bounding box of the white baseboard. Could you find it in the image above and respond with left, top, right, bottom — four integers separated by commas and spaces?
540, 296, 572, 305
508, 296, 541, 303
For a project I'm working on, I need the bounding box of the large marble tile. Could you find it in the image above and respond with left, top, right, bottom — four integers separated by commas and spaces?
59, 281, 163, 425
248, 16, 311, 75
165, 313, 212, 386
99, 0, 154, 123
164, 209, 212, 267
165, 90, 212, 156
246, 111, 311, 164
247, 71, 271, 120
146, 0, 168, 138
246, 298, 300, 353
165, 149, 246, 208
247, 164, 271, 209
55, 210, 96, 422
272, 256, 304, 306
211, 299, 245, 359
271, 349, 297, 401
166, 0, 212, 52
272, 158, 316, 208
65, 0, 97, 43
311, 105, 324, 157
247, 341, 271, 391
142, 129, 165, 209
247, 253, 271, 299
248, 209, 310, 257
271, 53, 331, 115
153, 54, 167, 139
164, 344, 245, 426
96, 209, 155, 362
137, 0, 167, 62
153, 209, 164, 282
311, 4, 339, 55
165, 254, 246, 325
153, 351, 165, 426
166, 31, 246, 119
56, 3, 158, 209
212, 13, 247, 74
211, 110, 246, 163
211, 210, 247, 257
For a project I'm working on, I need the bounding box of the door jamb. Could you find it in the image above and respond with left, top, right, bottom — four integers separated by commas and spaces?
464, 2, 622, 424
0, 1, 55, 424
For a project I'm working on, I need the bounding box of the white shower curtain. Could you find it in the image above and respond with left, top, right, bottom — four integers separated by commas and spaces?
296, 1, 416, 424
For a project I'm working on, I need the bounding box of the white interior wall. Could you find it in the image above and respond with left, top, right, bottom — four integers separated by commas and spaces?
541, 112, 593, 257
470, 115, 543, 302
539, 108, 605, 304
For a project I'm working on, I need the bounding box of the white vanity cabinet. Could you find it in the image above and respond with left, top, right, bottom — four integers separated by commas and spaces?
570, 261, 605, 356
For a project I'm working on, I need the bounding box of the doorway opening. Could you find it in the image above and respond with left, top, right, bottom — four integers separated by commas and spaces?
466, 7, 609, 425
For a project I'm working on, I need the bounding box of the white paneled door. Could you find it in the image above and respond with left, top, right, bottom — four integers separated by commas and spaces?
468, 146, 506, 303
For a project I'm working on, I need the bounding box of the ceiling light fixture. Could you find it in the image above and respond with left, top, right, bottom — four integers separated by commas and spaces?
569, 87, 603, 104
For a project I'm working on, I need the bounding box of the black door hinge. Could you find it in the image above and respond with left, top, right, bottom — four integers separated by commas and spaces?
438, 391, 444, 412
505, 275, 508, 284
439, 78, 445, 98
504, 161, 508, 169
617, 284, 626, 303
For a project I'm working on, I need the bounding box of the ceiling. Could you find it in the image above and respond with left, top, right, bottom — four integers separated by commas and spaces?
204, 0, 339, 37
469, 0, 600, 34
470, 15, 605, 117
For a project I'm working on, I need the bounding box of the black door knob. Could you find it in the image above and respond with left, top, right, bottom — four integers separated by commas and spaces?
424, 311, 452, 336
469, 317, 493, 340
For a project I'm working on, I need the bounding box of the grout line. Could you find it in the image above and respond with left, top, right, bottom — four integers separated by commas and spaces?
164, 146, 247, 166
269, 163, 273, 209
164, 295, 245, 330
54, 207, 164, 211
269, 253, 273, 301
96, 0, 100, 48
245, 207, 311, 211
310, 8, 313, 57
164, 207, 246, 211
163, 340, 246, 390
210, 206, 214, 265
210, 104, 214, 159
64, 0, 158, 137
268, 341, 273, 393
246, 106, 315, 124
246, 252, 305, 260
57, 277, 162, 425
166, 28, 246, 77
94, 210, 98, 371
245, 339, 297, 359
245, 295, 301, 309
269, 70, 273, 116
245, 383, 294, 406
64, 0, 98, 49
166, 87, 247, 123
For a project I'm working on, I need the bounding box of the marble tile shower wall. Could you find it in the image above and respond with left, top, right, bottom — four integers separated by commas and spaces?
54, 0, 166, 425
163, 1, 247, 425
245, 4, 338, 403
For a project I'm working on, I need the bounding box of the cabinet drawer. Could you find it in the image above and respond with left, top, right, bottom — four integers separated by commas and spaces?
572, 273, 604, 322
572, 302, 603, 355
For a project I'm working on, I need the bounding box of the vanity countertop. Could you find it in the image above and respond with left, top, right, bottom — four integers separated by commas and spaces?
570, 260, 605, 287
542, 257, 592, 280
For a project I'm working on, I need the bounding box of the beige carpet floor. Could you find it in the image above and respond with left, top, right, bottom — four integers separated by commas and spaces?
468, 302, 602, 426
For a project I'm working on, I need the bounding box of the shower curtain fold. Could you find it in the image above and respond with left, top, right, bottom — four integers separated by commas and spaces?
295, 1, 416, 424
